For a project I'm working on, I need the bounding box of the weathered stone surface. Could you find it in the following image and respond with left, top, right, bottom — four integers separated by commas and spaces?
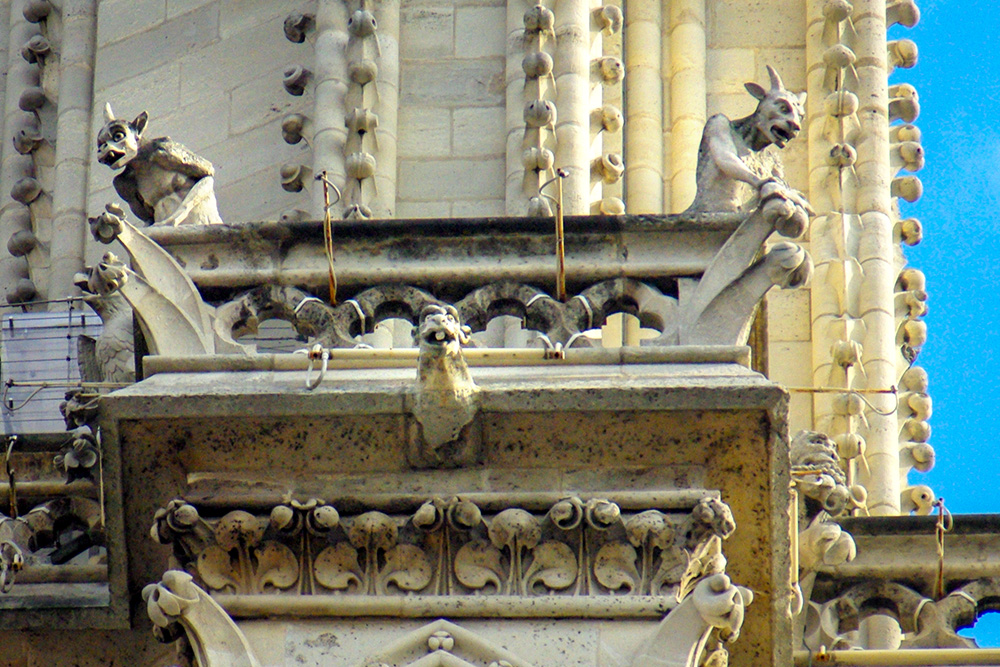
401, 60, 505, 107
96, 0, 168, 48
398, 108, 451, 158
95, 4, 219, 89
400, 6, 454, 59
454, 7, 506, 58
398, 158, 504, 200
453, 107, 505, 156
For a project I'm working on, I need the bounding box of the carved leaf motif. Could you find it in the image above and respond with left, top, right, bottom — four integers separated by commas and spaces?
524, 541, 576, 592
379, 544, 433, 593
651, 545, 689, 595
214, 510, 266, 551
454, 539, 504, 593
255, 542, 299, 592
314, 542, 363, 591
348, 512, 398, 550
547, 497, 584, 531
489, 509, 541, 551
625, 510, 673, 549
594, 542, 639, 593
197, 545, 240, 593
585, 499, 621, 530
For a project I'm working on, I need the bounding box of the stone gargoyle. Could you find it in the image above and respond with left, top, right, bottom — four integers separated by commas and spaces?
686, 65, 808, 214
97, 104, 223, 226
410, 304, 479, 467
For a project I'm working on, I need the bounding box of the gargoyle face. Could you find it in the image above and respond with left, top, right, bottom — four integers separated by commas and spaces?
755, 93, 804, 148
96, 105, 147, 170
85, 252, 128, 296
745, 66, 807, 149
417, 304, 469, 353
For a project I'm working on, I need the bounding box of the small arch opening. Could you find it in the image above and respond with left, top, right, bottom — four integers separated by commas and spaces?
960, 610, 1000, 648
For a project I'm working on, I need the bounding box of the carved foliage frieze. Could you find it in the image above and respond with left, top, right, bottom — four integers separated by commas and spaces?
152, 496, 734, 600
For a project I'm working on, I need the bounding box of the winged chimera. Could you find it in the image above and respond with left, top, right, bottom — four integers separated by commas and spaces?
96, 103, 223, 226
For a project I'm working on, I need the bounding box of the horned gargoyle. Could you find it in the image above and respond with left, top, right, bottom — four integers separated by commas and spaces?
97, 104, 223, 226
411, 304, 479, 467
686, 65, 808, 214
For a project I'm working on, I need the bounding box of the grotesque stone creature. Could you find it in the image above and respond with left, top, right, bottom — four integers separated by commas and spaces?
96, 104, 223, 226
412, 304, 478, 462
686, 66, 807, 213
73, 268, 135, 385
789, 430, 852, 516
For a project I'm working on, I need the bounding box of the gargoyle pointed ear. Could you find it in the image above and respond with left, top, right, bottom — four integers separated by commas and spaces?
744, 82, 767, 101
797, 91, 808, 107
103, 103, 115, 123
767, 64, 784, 91
131, 111, 148, 136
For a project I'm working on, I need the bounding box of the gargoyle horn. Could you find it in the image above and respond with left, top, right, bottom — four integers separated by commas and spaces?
766, 64, 784, 91
103, 102, 115, 123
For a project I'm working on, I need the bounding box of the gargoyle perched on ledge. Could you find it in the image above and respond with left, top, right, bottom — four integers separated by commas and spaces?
97, 104, 223, 226
686, 65, 808, 214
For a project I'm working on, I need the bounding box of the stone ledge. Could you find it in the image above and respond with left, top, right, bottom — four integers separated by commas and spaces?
815, 515, 1000, 599
141, 213, 743, 296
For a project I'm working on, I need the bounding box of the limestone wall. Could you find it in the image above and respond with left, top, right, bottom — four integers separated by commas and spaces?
397, 0, 507, 218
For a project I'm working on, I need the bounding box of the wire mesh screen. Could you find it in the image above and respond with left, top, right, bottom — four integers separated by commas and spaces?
1, 308, 103, 435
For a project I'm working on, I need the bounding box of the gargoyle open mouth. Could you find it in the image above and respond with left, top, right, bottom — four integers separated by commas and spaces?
422, 325, 459, 347
98, 149, 126, 167
770, 124, 796, 147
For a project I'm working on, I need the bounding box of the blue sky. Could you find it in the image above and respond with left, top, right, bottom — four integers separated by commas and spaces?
890, 1, 1000, 516
888, 0, 1000, 643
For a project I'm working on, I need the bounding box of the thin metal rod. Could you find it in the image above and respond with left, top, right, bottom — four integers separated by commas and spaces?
316, 171, 341, 306
785, 386, 897, 395
555, 175, 566, 301
794, 648, 1000, 666
142, 345, 753, 376
0, 296, 85, 309
5, 380, 129, 389
540, 169, 569, 301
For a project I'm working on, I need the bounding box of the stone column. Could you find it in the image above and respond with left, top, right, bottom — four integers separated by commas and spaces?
505, 0, 556, 215
667, 0, 705, 213
853, 0, 900, 516
553, 0, 591, 214
370, 0, 400, 218
312, 0, 350, 219
1, 0, 39, 304
624, 0, 662, 214
806, 0, 851, 449
48, 0, 97, 303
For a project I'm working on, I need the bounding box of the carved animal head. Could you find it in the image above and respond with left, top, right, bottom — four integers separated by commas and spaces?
745, 66, 806, 149
417, 304, 471, 355
73, 269, 129, 319
85, 252, 128, 296
96, 104, 146, 169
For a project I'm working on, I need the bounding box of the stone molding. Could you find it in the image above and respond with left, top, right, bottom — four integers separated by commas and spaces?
151, 496, 735, 612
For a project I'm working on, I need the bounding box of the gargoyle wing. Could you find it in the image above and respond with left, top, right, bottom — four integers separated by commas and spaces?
147, 137, 215, 180
112, 171, 155, 223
